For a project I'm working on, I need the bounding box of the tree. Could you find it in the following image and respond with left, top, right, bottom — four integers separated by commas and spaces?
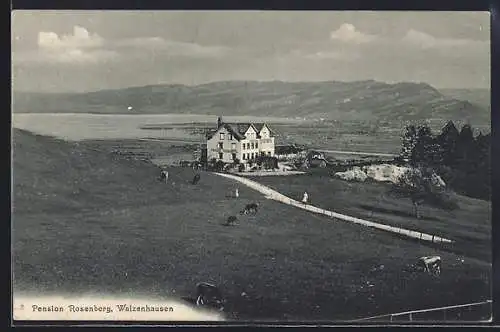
393, 167, 457, 218
455, 124, 476, 172
436, 120, 459, 167
215, 160, 225, 172
401, 124, 440, 168
400, 124, 417, 163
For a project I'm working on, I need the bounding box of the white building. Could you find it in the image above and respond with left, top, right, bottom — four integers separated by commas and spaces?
206, 117, 276, 164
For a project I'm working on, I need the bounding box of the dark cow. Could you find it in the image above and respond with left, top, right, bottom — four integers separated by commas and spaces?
240, 203, 259, 215
195, 282, 225, 311
223, 215, 238, 226
192, 174, 201, 185
417, 256, 442, 276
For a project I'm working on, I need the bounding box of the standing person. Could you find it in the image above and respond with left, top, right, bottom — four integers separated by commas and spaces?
302, 191, 309, 204
235, 188, 239, 198
160, 170, 169, 184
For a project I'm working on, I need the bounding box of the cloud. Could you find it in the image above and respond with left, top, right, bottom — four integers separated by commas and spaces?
15, 26, 230, 66
402, 29, 488, 49
37, 26, 104, 50
114, 37, 231, 58
330, 23, 378, 44
300, 50, 358, 61
19, 26, 117, 65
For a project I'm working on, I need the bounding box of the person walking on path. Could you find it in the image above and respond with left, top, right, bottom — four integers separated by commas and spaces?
235, 188, 239, 198
302, 191, 309, 204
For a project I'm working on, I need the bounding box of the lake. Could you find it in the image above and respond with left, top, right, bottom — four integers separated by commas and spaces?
12, 113, 305, 141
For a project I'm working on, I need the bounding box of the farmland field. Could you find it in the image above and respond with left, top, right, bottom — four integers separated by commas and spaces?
12, 128, 491, 321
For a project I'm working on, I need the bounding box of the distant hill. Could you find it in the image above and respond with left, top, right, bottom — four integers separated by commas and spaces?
13, 80, 491, 127
439, 88, 490, 111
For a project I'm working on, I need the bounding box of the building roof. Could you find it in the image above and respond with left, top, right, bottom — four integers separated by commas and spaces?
206, 122, 274, 141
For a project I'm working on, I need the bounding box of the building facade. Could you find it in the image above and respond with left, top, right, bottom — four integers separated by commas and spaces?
206, 118, 275, 164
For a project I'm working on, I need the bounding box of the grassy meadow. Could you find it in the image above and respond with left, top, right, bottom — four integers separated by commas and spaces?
249, 169, 491, 262
12, 128, 491, 321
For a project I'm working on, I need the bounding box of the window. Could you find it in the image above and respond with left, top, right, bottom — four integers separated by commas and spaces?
255, 142, 258, 149
231, 143, 236, 150
232, 153, 237, 160
267, 151, 271, 155
242, 143, 246, 150
251, 152, 254, 159
219, 153, 223, 159
251, 143, 254, 149
229, 134, 233, 140
220, 133, 225, 140
218, 142, 223, 149
243, 153, 247, 160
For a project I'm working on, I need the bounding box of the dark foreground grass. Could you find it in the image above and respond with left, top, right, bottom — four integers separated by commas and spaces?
249, 169, 491, 263
12, 129, 491, 321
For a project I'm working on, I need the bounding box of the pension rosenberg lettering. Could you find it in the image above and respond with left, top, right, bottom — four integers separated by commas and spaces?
30, 304, 175, 314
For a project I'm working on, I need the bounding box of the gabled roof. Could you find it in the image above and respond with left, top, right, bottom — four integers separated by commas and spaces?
256, 123, 277, 137
206, 123, 245, 141
206, 122, 275, 140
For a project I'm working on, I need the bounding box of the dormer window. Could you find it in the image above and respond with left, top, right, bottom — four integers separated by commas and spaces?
229, 133, 233, 140
220, 133, 225, 140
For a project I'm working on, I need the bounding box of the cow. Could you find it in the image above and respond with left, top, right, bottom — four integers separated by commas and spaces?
223, 215, 238, 226
240, 203, 259, 215
192, 174, 201, 185
417, 256, 442, 275
195, 282, 225, 311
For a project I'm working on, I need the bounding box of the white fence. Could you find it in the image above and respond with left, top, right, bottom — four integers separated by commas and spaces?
352, 300, 492, 322
214, 172, 454, 244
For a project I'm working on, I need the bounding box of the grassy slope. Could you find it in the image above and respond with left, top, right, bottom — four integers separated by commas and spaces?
13, 80, 490, 127
13, 129, 491, 321
249, 169, 491, 262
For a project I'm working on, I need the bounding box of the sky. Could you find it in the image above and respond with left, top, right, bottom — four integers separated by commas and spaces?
11, 11, 491, 92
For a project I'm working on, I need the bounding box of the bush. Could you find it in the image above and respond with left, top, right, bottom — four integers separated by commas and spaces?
392, 167, 458, 217
215, 160, 225, 172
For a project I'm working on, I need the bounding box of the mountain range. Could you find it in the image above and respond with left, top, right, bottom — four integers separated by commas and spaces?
12, 80, 491, 127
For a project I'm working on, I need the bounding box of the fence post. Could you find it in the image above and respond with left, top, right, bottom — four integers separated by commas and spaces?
409, 313, 412, 322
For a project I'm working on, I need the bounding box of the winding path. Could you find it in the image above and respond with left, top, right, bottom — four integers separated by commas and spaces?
214, 172, 454, 244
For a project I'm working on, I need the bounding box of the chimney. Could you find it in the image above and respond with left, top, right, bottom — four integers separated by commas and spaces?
217, 116, 222, 128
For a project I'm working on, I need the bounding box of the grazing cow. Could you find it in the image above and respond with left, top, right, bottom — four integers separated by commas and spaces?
192, 174, 201, 185
195, 282, 225, 311
418, 256, 442, 275
223, 215, 238, 226
240, 203, 259, 215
